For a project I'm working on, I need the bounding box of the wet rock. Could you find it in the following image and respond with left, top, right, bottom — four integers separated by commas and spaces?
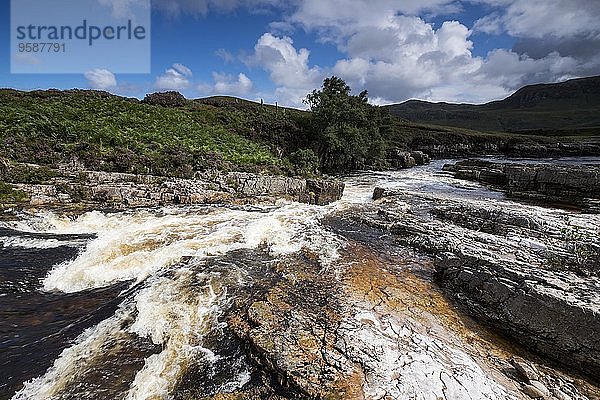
384, 148, 431, 170
10, 165, 345, 208
511, 359, 540, 383
444, 159, 600, 212
412, 140, 600, 159
217, 241, 547, 400
435, 252, 600, 381
386, 148, 416, 169
410, 151, 431, 165
551, 388, 571, 400
359, 188, 600, 382
227, 256, 363, 399
303, 179, 346, 206
373, 187, 385, 200
522, 382, 549, 399
372, 188, 408, 201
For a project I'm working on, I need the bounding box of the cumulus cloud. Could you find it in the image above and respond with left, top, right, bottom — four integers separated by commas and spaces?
172, 63, 192, 77
198, 72, 254, 97
155, 63, 192, 90
146, 0, 600, 105
315, 15, 482, 102
290, 0, 460, 35
472, 12, 503, 35
272, 0, 600, 104
472, 1, 600, 93
477, 49, 579, 89
213, 72, 253, 95
474, 0, 600, 39
247, 33, 323, 106
84, 69, 117, 90
276, 3, 496, 103
332, 58, 370, 85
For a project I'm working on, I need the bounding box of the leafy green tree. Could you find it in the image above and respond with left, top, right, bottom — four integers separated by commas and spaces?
288, 148, 319, 176
304, 76, 386, 172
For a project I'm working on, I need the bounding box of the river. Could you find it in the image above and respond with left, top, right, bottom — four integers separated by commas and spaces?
1, 159, 598, 400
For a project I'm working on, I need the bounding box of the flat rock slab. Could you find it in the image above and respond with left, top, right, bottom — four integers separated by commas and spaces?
361, 186, 600, 385
443, 159, 600, 212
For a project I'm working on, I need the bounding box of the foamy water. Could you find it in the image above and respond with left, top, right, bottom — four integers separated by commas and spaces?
6, 159, 599, 400
8, 199, 349, 400
5, 202, 345, 294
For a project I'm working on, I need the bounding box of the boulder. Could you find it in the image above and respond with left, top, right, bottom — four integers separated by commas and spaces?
410, 151, 431, 165
435, 252, 600, 380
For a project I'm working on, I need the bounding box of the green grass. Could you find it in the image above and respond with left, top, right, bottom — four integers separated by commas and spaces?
382, 118, 555, 150
1, 87, 596, 181
0, 90, 297, 177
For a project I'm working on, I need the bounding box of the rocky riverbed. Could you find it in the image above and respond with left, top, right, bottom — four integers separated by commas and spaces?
411, 138, 600, 160
5, 167, 345, 208
2, 158, 599, 400
443, 159, 600, 212
0, 153, 434, 210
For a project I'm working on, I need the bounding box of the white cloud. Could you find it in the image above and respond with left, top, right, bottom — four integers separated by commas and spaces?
474, 0, 600, 39
198, 72, 254, 97
213, 72, 253, 95
215, 48, 235, 64
332, 58, 370, 85
144, 0, 600, 105
477, 49, 579, 89
437, 21, 473, 58
289, 0, 459, 35
172, 63, 193, 77
155, 63, 192, 90
472, 12, 503, 35
269, 1, 600, 105
320, 15, 484, 102
84, 69, 117, 90
248, 33, 323, 107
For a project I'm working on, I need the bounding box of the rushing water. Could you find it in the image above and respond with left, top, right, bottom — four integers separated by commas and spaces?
1, 158, 598, 400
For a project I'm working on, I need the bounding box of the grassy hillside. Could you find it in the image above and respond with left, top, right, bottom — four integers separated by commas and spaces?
0, 89, 310, 177
385, 76, 600, 134
1, 86, 596, 184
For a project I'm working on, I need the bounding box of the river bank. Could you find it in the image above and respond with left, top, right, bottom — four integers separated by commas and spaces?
0, 161, 345, 209
0, 150, 433, 211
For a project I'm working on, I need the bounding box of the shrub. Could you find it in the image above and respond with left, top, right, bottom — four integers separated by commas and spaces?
142, 91, 187, 107
288, 148, 319, 176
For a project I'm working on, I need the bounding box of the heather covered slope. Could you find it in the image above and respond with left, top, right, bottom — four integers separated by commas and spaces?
0, 89, 296, 177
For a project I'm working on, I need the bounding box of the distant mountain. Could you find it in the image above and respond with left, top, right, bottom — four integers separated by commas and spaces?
384, 76, 600, 134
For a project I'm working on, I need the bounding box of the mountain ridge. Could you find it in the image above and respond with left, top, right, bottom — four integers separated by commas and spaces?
384, 75, 600, 133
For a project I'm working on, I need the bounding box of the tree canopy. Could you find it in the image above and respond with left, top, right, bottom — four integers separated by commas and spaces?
303, 76, 388, 173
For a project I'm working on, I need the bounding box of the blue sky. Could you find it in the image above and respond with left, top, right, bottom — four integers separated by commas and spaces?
2, 0, 600, 107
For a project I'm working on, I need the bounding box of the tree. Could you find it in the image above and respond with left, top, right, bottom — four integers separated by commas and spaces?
304, 77, 386, 172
